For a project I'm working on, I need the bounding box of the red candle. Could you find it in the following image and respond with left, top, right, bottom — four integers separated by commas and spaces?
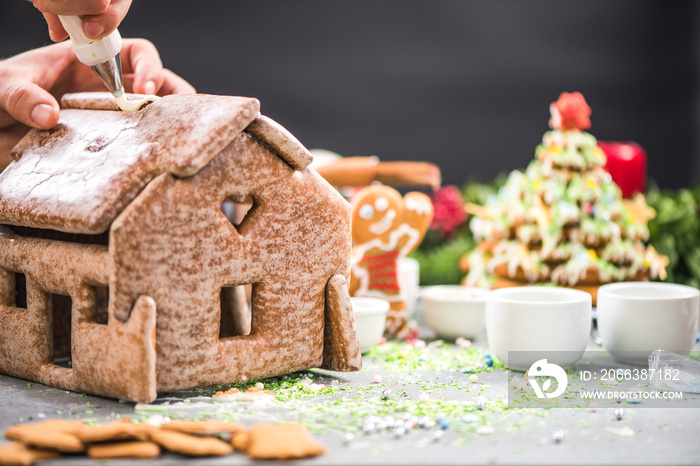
598, 141, 647, 198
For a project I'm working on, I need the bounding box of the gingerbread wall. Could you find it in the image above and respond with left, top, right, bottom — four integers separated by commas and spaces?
110, 130, 355, 391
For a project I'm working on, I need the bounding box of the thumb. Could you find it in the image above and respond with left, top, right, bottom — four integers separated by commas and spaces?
0, 79, 60, 130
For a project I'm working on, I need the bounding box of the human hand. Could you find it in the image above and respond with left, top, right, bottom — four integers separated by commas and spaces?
29, 0, 133, 41
0, 39, 195, 168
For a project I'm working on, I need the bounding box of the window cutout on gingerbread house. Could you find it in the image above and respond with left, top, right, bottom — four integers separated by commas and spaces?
221, 196, 254, 231
219, 286, 251, 338
92, 285, 109, 325
14, 272, 27, 309
51, 294, 72, 367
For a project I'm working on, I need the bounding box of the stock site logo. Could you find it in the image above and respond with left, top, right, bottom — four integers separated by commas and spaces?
527, 359, 568, 399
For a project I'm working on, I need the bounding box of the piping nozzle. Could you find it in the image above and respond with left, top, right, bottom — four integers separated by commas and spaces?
91, 54, 125, 97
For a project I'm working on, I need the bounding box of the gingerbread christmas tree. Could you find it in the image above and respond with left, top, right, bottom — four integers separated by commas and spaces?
464, 92, 667, 302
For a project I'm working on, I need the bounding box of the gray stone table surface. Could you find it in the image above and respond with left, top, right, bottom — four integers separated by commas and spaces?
1, 333, 699, 465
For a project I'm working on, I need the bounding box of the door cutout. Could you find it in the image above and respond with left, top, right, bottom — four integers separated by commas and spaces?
220, 286, 251, 338
52, 294, 72, 367
92, 285, 109, 325
14, 272, 27, 309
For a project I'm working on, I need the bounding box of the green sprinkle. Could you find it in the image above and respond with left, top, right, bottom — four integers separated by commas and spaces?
138, 405, 168, 412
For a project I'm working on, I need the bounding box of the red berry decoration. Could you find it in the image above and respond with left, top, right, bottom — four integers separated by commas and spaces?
430, 185, 467, 239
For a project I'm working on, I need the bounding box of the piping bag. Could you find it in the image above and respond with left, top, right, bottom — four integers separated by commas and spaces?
58, 16, 157, 111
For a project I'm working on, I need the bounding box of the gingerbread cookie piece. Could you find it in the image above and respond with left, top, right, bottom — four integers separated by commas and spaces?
487, 241, 551, 283
87, 441, 161, 460
0, 442, 60, 466
162, 420, 244, 436
550, 249, 623, 286
231, 431, 250, 452
149, 430, 233, 457
239, 423, 325, 460
5, 420, 84, 453
490, 262, 550, 283
77, 421, 154, 443
349, 186, 433, 337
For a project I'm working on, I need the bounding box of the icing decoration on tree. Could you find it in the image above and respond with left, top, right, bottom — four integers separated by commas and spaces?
349, 185, 434, 338
623, 193, 656, 226
549, 91, 591, 131
644, 245, 669, 281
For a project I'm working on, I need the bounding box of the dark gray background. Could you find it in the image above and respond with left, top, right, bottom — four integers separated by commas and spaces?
2, 1, 698, 189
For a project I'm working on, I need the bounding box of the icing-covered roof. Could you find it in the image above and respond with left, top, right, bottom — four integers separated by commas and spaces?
0, 93, 261, 234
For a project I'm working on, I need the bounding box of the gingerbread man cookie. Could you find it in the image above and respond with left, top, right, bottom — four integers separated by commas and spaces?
349, 185, 433, 337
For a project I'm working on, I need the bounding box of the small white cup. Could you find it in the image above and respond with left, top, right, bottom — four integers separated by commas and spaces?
597, 282, 700, 366
421, 285, 487, 340
350, 297, 390, 353
399, 257, 420, 319
486, 286, 592, 370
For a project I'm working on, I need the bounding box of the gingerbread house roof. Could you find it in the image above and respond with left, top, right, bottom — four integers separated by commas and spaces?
0, 93, 312, 235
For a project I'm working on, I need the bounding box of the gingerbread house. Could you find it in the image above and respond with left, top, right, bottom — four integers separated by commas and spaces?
0, 93, 361, 403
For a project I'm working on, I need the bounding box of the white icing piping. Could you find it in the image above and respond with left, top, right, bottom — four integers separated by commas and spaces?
115, 94, 160, 112
368, 209, 396, 235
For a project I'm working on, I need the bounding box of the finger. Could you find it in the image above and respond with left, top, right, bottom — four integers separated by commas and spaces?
31, 0, 110, 16
119, 39, 164, 95
158, 69, 196, 96
41, 12, 69, 42
121, 69, 195, 96
0, 79, 60, 130
81, 0, 132, 38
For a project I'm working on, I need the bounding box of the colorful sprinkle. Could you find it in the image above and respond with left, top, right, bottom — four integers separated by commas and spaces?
552, 430, 565, 443
455, 337, 472, 348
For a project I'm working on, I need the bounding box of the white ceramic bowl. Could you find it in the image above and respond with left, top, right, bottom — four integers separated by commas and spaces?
421, 285, 487, 340
350, 297, 390, 353
597, 282, 700, 366
486, 286, 591, 370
